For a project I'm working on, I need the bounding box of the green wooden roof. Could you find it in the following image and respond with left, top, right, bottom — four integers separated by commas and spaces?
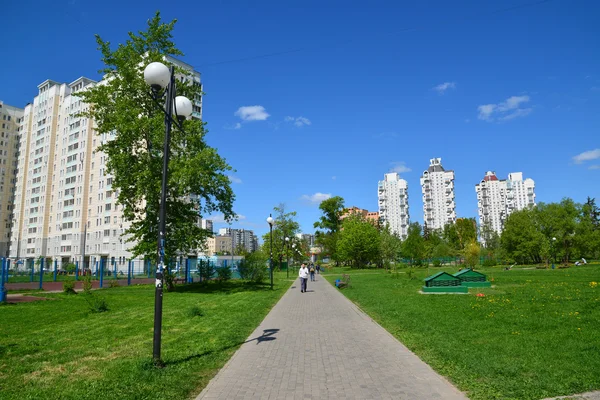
424, 271, 461, 282
453, 269, 486, 278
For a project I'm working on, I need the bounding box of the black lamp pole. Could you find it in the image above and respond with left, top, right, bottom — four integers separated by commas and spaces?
152, 66, 175, 365
269, 217, 274, 290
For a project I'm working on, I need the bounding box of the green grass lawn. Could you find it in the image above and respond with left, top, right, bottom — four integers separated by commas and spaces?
0, 273, 291, 399
324, 264, 600, 400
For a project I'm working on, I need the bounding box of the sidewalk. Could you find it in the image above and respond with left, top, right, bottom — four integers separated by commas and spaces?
196, 275, 468, 399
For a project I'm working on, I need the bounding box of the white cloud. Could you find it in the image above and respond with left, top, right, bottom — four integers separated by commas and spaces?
285, 116, 312, 127
573, 149, 600, 164
433, 82, 456, 94
477, 95, 532, 122
389, 162, 411, 174
234, 105, 270, 121
209, 214, 246, 223
589, 165, 600, 170
234, 122, 242, 129
228, 175, 242, 184
301, 192, 331, 204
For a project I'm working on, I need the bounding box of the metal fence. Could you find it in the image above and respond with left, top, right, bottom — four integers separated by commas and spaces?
0, 256, 248, 303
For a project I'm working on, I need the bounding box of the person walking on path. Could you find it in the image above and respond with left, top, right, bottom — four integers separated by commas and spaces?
309, 264, 316, 281
316, 263, 321, 274
299, 263, 309, 293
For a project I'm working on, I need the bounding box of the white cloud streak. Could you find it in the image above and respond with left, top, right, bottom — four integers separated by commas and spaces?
573, 149, 600, 164
301, 192, 331, 204
389, 162, 411, 174
478, 95, 532, 122
235, 105, 270, 121
228, 175, 242, 184
285, 116, 312, 127
433, 82, 456, 94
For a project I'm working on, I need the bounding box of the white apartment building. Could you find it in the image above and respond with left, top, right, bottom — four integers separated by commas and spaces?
200, 219, 213, 234
0, 102, 23, 257
9, 57, 202, 269
378, 172, 409, 238
475, 171, 536, 235
419, 158, 456, 232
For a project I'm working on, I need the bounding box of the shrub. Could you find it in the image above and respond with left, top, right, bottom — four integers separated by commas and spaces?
82, 275, 93, 294
187, 305, 204, 318
63, 262, 76, 273
198, 262, 216, 282
216, 266, 232, 282
108, 279, 120, 288
84, 293, 109, 313
432, 259, 443, 268
63, 281, 77, 295
482, 258, 497, 267
238, 260, 266, 283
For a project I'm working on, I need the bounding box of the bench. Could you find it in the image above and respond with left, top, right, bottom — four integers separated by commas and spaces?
335, 274, 351, 289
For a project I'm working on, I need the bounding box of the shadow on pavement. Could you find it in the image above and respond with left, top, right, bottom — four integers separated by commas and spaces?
165, 328, 280, 366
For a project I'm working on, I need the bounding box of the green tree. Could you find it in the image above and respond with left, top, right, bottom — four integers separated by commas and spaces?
535, 199, 580, 263
379, 224, 402, 269
443, 223, 461, 251
337, 214, 380, 268
262, 204, 300, 269
455, 218, 477, 250
575, 197, 600, 259
464, 240, 481, 268
78, 13, 235, 262
501, 208, 545, 264
401, 222, 426, 265
314, 196, 345, 265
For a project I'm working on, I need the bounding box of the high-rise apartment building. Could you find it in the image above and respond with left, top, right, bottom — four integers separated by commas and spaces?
218, 227, 258, 253
475, 171, 536, 234
10, 57, 202, 268
0, 102, 23, 257
200, 219, 213, 234
420, 158, 456, 232
296, 233, 315, 247
378, 172, 409, 238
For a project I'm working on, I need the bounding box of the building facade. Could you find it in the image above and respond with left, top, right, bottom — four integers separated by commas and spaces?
475, 171, 536, 235
200, 219, 213, 234
378, 172, 409, 238
339, 206, 380, 226
0, 102, 23, 257
9, 57, 203, 268
420, 158, 456, 232
218, 227, 258, 253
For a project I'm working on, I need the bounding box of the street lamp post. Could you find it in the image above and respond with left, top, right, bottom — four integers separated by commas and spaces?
143, 61, 193, 365
552, 237, 557, 269
267, 214, 274, 290
285, 237, 290, 279
292, 243, 296, 277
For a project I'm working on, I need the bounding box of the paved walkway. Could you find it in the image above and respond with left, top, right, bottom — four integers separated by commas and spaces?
196, 275, 468, 400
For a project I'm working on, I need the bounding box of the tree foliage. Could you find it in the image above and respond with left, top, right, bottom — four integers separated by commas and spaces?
401, 222, 426, 265
78, 13, 235, 262
261, 204, 301, 267
500, 198, 600, 264
314, 196, 345, 265
337, 214, 380, 267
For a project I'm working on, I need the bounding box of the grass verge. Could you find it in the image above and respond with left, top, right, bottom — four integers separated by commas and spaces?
0, 273, 289, 399
324, 264, 600, 400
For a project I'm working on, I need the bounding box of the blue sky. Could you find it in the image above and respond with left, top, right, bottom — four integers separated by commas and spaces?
1, 0, 599, 239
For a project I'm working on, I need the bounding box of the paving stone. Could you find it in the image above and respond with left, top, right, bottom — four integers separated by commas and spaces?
196, 276, 468, 399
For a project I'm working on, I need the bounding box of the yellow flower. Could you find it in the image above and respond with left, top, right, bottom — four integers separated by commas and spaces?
590, 282, 598, 288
